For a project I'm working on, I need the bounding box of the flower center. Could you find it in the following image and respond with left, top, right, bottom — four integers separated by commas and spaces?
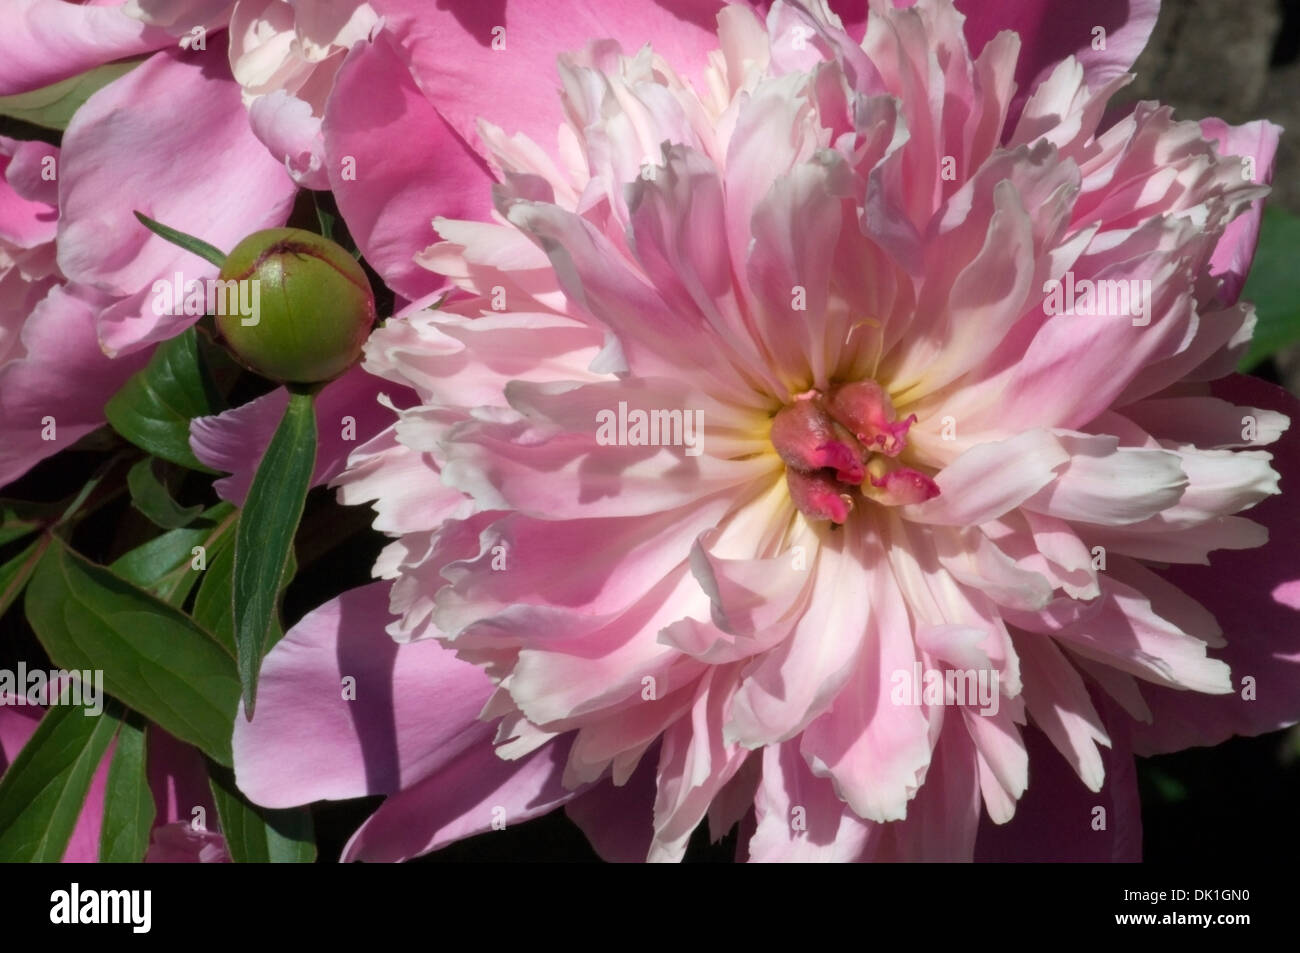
769, 381, 938, 524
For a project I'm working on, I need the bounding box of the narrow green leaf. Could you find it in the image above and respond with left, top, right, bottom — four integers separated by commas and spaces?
0, 459, 130, 563
57, 453, 130, 524
127, 458, 203, 529
192, 541, 238, 656
234, 389, 316, 715
0, 61, 140, 131
0, 500, 46, 546
110, 503, 236, 605
133, 211, 227, 268
0, 536, 50, 618
98, 713, 155, 862
0, 522, 39, 547
104, 327, 223, 471
194, 541, 294, 657
26, 539, 240, 765
1240, 206, 1300, 370
314, 193, 336, 242
0, 701, 120, 861
208, 764, 315, 863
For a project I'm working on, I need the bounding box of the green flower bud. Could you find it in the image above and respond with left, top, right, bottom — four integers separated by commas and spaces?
214, 227, 376, 384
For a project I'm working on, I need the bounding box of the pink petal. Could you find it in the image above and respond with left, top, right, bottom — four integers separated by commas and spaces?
564, 751, 657, 862
0, 284, 148, 488
231, 583, 496, 808
1023, 432, 1187, 525
333, 424, 470, 537
650, 668, 749, 862
958, 255, 1201, 433
1120, 395, 1288, 448
864, 713, 982, 862
189, 365, 405, 505
56, 44, 297, 354
369, 0, 736, 162
341, 736, 577, 863
503, 201, 753, 393
726, 531, 874, 747
361, 309, 602, 410
748, 742, 873, 862
798, 551, 931, 823
0, 137, 58, 248
1050, 576, 1233, 695
123, 0, 233, 33
146, 727, 216, 828
499, 572, 708, 729
1127, 374, 1300, 753
1013, 630, 1111, 792
975, 706, 1141, 861
1200, 118, 1282, 305
431, 505, 729, 637
441, 410, 761, 520
0, 0, 172, 96
957, 0, 1159, 129
247, 89, 329, 190
687, 528, 812, 639
904, 430, 1069, 526
323, 30, 494, 300
144, 728, 228, 863
144, 822, 230, 863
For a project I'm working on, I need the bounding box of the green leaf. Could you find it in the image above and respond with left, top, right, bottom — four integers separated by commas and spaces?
0, 536, 50, 619
0, 500, 46, 546
0, 456, 132, 561
194, 539, 294, 657
57, 453, 130, 525
0, 61, 140, 131
0, 701, 120, 861
109, 502, 236, 605
208, 764, 315, 863
26, 539, 240, 765
110, 526, 209, 598
1240, 206, 1300, 370
192, 540, 238, 656
127, 458, 204, 529
104, 327, 223, 471
234, 389, 316, 715
133, 212, 227, 269
98, 714, 155, 862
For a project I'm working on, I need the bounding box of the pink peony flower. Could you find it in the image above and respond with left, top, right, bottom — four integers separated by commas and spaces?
219, 0, 1296, 862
